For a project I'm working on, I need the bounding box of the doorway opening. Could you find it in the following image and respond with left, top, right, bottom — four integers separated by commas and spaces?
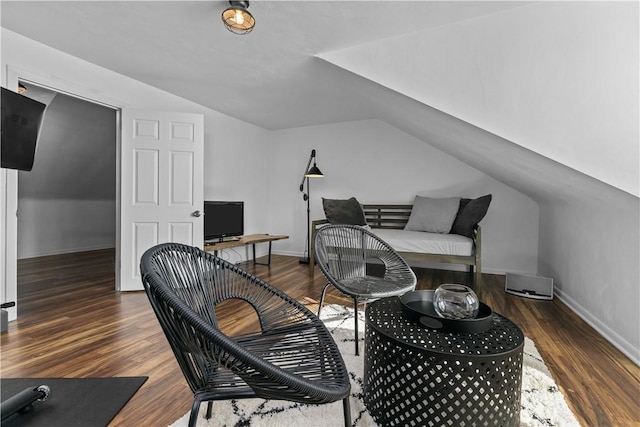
15, 80, 119, 308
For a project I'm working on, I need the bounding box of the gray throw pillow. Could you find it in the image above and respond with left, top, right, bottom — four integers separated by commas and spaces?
322, 197, 367, 226
404, 196, 461, 234
450, 194, 492, 238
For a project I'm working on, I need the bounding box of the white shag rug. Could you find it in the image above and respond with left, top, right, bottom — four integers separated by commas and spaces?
170, 305, 580, 427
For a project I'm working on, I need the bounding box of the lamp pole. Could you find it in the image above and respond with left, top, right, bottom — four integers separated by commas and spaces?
300, 176, 311, 264
299, 149, 323, 264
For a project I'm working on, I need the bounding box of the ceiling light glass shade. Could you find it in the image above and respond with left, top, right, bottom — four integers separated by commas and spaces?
305, 164, 324, 178
222, 1, 255, 35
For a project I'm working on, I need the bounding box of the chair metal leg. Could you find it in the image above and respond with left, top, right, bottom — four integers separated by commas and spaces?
353, 297, 359, 356
188, 395, 203, 427
317, 282, 331, 317
205, 401, 213, 419
342, 395, 352, 427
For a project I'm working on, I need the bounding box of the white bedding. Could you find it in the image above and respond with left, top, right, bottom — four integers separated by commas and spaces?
372, 228, 473, 256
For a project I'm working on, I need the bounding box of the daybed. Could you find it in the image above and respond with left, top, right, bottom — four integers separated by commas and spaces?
309, 196, 491, 287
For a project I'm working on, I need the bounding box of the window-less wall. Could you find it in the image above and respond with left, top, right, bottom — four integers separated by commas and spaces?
538, 185, 640, 363
202, 112, 274, 264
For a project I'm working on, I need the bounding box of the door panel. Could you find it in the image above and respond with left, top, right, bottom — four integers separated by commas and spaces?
119, 109, 204, 291
169, 222, 194, 245
170, 151, 194, 205
132, 222, 159, 278
134, 149, 159, 204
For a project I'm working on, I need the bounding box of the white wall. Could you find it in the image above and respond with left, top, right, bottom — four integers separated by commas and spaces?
202, 114, 274, 264
17, 199, 116, 258
270, 119, 539, 275
538, 187, 640, 363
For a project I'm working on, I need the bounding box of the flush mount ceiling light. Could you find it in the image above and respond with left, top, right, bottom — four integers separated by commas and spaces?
221, 1, 255, 35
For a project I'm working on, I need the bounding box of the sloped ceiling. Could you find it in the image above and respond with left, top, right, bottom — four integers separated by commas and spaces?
1, 1, 637, 200
312, 61, 630, 206
318, 1, 639, 199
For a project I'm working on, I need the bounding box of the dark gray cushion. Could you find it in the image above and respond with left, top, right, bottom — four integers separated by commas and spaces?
322, 197, 367, 226
450, 194, 492, 238
404, 196, 461, 234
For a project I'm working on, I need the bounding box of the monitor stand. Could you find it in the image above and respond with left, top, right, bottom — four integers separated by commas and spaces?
203, 234, 289, 266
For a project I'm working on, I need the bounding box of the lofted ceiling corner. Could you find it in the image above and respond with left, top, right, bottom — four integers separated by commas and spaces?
318, 1, 639, 199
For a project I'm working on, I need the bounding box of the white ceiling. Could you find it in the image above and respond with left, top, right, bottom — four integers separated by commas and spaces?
1, 1, 530, 130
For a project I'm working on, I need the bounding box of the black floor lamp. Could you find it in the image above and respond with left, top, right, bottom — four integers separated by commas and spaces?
299, 149, 324, 264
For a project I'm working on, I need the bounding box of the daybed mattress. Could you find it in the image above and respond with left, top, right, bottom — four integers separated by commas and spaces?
372, 229, 473, 257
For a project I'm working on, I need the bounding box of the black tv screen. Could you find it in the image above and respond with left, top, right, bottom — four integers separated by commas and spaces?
204, 201, 244, 242
1, 87, 47, 171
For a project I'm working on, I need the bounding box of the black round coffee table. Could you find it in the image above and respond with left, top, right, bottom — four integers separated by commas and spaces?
364, 297, 524, 427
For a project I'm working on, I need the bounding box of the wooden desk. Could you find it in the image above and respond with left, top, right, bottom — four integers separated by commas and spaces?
204, 234, 288, 266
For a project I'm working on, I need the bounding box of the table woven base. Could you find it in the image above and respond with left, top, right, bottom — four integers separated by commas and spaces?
363, 320, 523, 427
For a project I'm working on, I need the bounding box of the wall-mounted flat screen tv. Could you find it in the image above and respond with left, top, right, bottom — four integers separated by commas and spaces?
204, 201, 244, 242
1, 87, 47, 171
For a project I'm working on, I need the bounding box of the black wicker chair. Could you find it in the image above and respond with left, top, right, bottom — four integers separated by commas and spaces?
140, 243, 351, 427
314, 225, 417, 355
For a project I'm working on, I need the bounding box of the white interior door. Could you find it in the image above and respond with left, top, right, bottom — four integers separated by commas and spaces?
119, 109, 204, 291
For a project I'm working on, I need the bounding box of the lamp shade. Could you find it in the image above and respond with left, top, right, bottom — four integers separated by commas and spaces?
305, 164, 324, 178
222, 1, 255, 35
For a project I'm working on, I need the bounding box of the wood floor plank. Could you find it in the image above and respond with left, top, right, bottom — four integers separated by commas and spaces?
1, 249, 638, 426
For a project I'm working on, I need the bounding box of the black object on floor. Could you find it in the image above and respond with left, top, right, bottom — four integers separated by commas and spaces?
0, 377, 147, 427
1, 384, 51, 422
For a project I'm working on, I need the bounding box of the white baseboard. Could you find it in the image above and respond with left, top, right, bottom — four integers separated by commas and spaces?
273, 250, 303, 258
483, 267, 535, 276
18, 244, 115, 260
555, 288, 640, 366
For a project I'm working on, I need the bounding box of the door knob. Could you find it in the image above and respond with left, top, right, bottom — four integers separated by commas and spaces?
192, 210, 202, 217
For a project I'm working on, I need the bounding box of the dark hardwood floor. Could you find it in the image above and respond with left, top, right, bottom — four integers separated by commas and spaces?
2, 249, 639, 426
